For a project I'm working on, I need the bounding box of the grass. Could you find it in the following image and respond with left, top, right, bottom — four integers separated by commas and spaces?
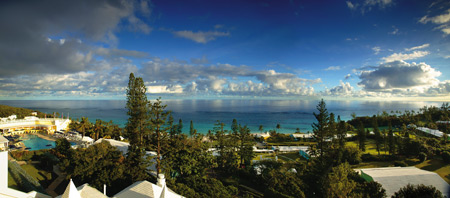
415, 159, 450, 184
278, 152, 301, 161
346, 139, 384, 155
8, 170, 20, 189
21, 163, 54, 188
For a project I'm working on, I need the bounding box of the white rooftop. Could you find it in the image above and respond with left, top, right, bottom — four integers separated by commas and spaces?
360, 167, 450, 197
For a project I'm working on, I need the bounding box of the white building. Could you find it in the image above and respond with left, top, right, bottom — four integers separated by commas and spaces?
359, 167, 450, 197
0, 116, 71, 135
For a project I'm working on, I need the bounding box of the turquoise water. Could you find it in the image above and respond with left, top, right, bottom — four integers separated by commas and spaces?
20, 135, 75, 151
0, 99, 443, 134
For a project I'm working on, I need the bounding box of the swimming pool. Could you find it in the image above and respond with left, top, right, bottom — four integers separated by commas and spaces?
20, 135, 75, 151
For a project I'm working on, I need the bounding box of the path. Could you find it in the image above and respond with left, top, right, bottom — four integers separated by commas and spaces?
45, 165, 66, 197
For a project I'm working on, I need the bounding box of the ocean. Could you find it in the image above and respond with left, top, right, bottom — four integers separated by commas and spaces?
0, 99, 443, 134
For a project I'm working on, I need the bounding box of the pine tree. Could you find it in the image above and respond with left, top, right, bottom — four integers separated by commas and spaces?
149, 98, 170, 175
373, 116, 382, 155
190, 120, 195, 136
231, 119, 238, 133
312, 99, 330, 158
357, 121, 366, 152
124, 73, 151, 182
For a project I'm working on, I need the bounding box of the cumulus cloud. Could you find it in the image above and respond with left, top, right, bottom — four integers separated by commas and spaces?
172, 30, 230, 44
358, 61, 441, 92
0, 0, 151, 77
138, 58, 320, 96
405, 43, 430, 51
381, 51, 429, 62
324, 81, 354, 96
324, 66, 341, 71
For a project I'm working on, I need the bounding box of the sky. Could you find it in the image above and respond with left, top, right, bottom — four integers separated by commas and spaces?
0, 0, 449, 101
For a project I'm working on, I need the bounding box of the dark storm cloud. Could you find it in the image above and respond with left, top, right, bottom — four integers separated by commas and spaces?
0, 0, 150, 77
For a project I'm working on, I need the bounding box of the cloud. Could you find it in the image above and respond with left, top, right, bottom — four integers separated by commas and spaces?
138, 58, 320, 96
346, 1, 356, 10
172, 30, 230, 44
357, 61, 441, 92
381, 51, 429, 62
419, 8, 450, 35
405, 43, 430, 51
324, 66, 341, 71
419, 8, 450, 24
327, 81, 354, 96
372, 46, 381, 55
191, 55, 210, 64
389, 26, 399, 35
346, 0, 394, 14
345, 74, 352, 80
0, 0, 151, 77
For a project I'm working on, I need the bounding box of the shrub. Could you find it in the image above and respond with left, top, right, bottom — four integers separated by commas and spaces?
392, 184, 444, 198
441, 151, 450, 163
418, 152, 427, 162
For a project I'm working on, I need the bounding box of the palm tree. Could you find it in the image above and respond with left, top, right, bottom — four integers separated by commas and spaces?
79, 117, 90, 138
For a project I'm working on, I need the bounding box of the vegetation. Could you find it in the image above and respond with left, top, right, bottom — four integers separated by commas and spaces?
0, 104, 51, 119
392, 184, 444, 198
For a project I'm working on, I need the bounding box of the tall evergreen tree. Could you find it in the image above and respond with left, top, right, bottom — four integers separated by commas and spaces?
231, 119, 238, 133
149, 98, 170, 175
177, 119, 183, 134
312, 99, 330, 158
236, 125, 254, 167
124, 73, 151, 182
190, 120, 195, 136
357, 121, 366, 152
373, 116, 382, 155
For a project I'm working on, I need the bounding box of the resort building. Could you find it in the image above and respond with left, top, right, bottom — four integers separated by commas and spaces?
359, 167, 450, 197
416, 127, 446, 138
0, 115, 70, 135
253, 132, 271, 140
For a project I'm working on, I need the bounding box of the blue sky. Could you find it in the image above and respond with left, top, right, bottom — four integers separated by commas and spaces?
0, 0, 449, 100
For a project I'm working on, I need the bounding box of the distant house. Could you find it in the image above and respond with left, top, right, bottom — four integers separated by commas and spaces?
253, 132, 271, 140
359, 167, 450, 197
31, 112, 38, 116
290, 133, 313, 140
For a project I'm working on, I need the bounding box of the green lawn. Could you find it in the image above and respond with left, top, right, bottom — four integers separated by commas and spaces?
346, 139, 385, 155
8, 170, 19, 189
415, 159, 450, 184
278, 152, 301, 161
21, 163, 54, 188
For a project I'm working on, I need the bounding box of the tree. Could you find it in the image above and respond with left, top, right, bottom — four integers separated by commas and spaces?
236, 125, 254, 167
276, 123, 281, 132
336, 116, 347, 149
125, 73, 149, 147
189, 120, 195, 137
392, 184, 444, 198
66, 141, 126, 194
149, 98, 171, 175
388, 124, 395, 155
312, 99, 330, 159
177, 119, 183, 135
324, 163, 356, 198
373, 117, 382, 155
54, 138, 72, 159
231, 119, 238, 133
357, 121, 366, 152
79, 117, 91, 138
124, 73, 151, 182
259, 125, 264, 133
